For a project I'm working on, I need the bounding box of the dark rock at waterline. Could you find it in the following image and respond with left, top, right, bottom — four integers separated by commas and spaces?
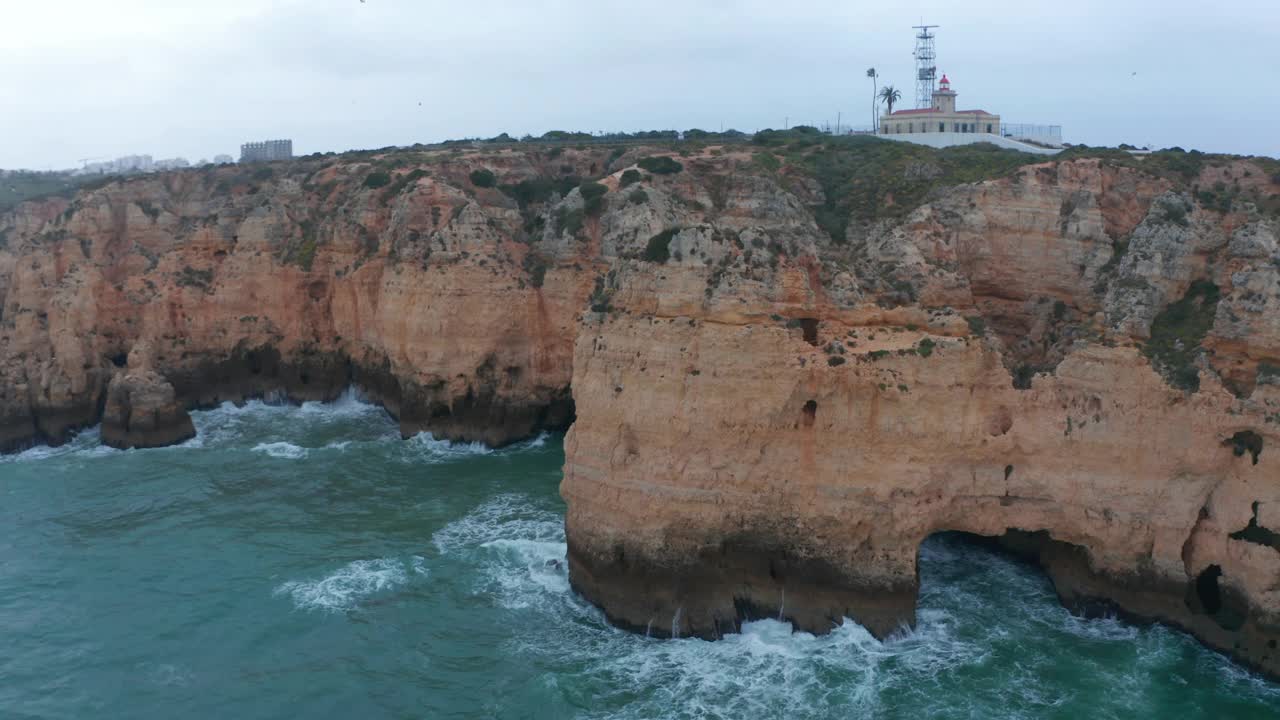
565, 533, 917, 641
100, 371, 196, 450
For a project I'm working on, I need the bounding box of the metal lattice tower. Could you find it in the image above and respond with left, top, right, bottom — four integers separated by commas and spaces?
912, 24, 939, 109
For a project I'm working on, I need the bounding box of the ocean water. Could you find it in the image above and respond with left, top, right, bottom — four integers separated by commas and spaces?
2, 393, 1279, 719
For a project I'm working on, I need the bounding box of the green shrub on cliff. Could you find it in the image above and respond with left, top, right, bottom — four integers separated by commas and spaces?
176, 265, 213, 290
500, 179, 553, 207
643, 228, 678, 263
363, 171, 391, 189
1143, 280, 1220, 392
579, 181, 608, 216
522, 253, 548, 288
469, 168, 497, 188
555, 206, 584, 237
381, 168, 429, 201
619, 169, 642, 187
637, 156, 683, 175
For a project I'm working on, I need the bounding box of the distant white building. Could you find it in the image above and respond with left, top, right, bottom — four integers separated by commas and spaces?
240, 139, 293, 163
153, 158, 190, 171
213, 154, 234, 165
82, 154, 153, 175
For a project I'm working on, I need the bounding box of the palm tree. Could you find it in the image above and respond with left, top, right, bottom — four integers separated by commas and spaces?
878, 85, 902, 119
866, 68, 879, 132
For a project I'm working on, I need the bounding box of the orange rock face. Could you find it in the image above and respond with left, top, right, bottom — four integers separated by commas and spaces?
560, 152, 1280, 678
3, 144, 1280, 677
0, 148, 609, 451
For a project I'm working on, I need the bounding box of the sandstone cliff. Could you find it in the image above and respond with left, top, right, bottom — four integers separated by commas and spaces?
0, 146, 616, 451
559, 142, 1280, 678
3, 137, 1280, 678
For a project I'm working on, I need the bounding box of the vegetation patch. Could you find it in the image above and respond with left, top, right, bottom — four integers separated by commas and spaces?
363, 171, 392, 189
382, 169, 429, 200
136, 200, 162, 221
469, 168, 497, 188
757, 132, 1036, 243
1142, 280, 1220, 391
287, 220, 320, 270
176, 266, 213, 290
522, 253, 548, 288
1224, 431, 1264, 466
588, 273, 614, 312
555, 206, 585, 237
579, 181, 608, 216
1229, 502, 1279, 548
917, 338, 936, 357
0, 170, 92, 213
637, 156, 683, 175
1155, 197, 1189, 227
619, 169, 642, 187
643, 228, 679, 263
628, 189, 649, 205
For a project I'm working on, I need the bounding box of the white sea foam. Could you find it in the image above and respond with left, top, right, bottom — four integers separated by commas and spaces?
275, 557, 420, 612
251, 442, 308, 459
0, 428, 120, 464
405, 432, 494, 460
431, 494, 564, 555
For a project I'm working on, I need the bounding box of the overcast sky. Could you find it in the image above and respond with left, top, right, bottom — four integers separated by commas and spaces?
2, 0, 1276, 169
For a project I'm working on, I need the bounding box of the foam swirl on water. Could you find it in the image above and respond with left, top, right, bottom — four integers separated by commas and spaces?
275, 557, 427, 612
252, 442, 308, 459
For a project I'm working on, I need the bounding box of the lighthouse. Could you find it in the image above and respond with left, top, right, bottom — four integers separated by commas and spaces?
881, 72, 1000, 136
933, 74, 957, 114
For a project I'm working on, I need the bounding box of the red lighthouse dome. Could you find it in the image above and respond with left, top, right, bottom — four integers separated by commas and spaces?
939, 74, 951, 89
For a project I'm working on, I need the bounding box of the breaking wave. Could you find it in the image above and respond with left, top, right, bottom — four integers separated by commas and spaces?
0, 428, 120, 464
430, 494, 1280, 719
251, 442, 308, 459
274, 556, 427, 612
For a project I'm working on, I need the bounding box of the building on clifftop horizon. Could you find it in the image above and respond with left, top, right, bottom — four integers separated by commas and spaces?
881, 75, 1000, 137
239, 139, 292, 163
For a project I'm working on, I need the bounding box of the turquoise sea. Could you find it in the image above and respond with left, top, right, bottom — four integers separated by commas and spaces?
2, 393, 1278, 719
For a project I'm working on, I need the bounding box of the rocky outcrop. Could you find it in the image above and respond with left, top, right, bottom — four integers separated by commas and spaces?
5, 140, 1280, 678
559, 148, 1280, 679
101, 370, 194, 449
0, 147, 612, 451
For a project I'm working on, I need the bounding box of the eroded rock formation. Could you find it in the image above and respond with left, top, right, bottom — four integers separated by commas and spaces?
560, 148, 1280, 679
3, 139, 1280, 678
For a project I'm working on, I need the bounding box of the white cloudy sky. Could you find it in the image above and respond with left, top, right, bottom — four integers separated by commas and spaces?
1, 0, 1276, 168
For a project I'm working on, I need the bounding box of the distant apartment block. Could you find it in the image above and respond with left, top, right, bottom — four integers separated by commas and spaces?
153, 157, 190, 171
213, 154, 234, 165
240, 139, 293, 163
83, 154, 153, 175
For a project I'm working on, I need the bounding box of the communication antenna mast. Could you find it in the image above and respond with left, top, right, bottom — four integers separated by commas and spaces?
912, 24, 939, 109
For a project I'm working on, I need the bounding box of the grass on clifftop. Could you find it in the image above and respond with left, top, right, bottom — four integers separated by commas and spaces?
754, 130, 1037, 241
1142, 280, 1220, 392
